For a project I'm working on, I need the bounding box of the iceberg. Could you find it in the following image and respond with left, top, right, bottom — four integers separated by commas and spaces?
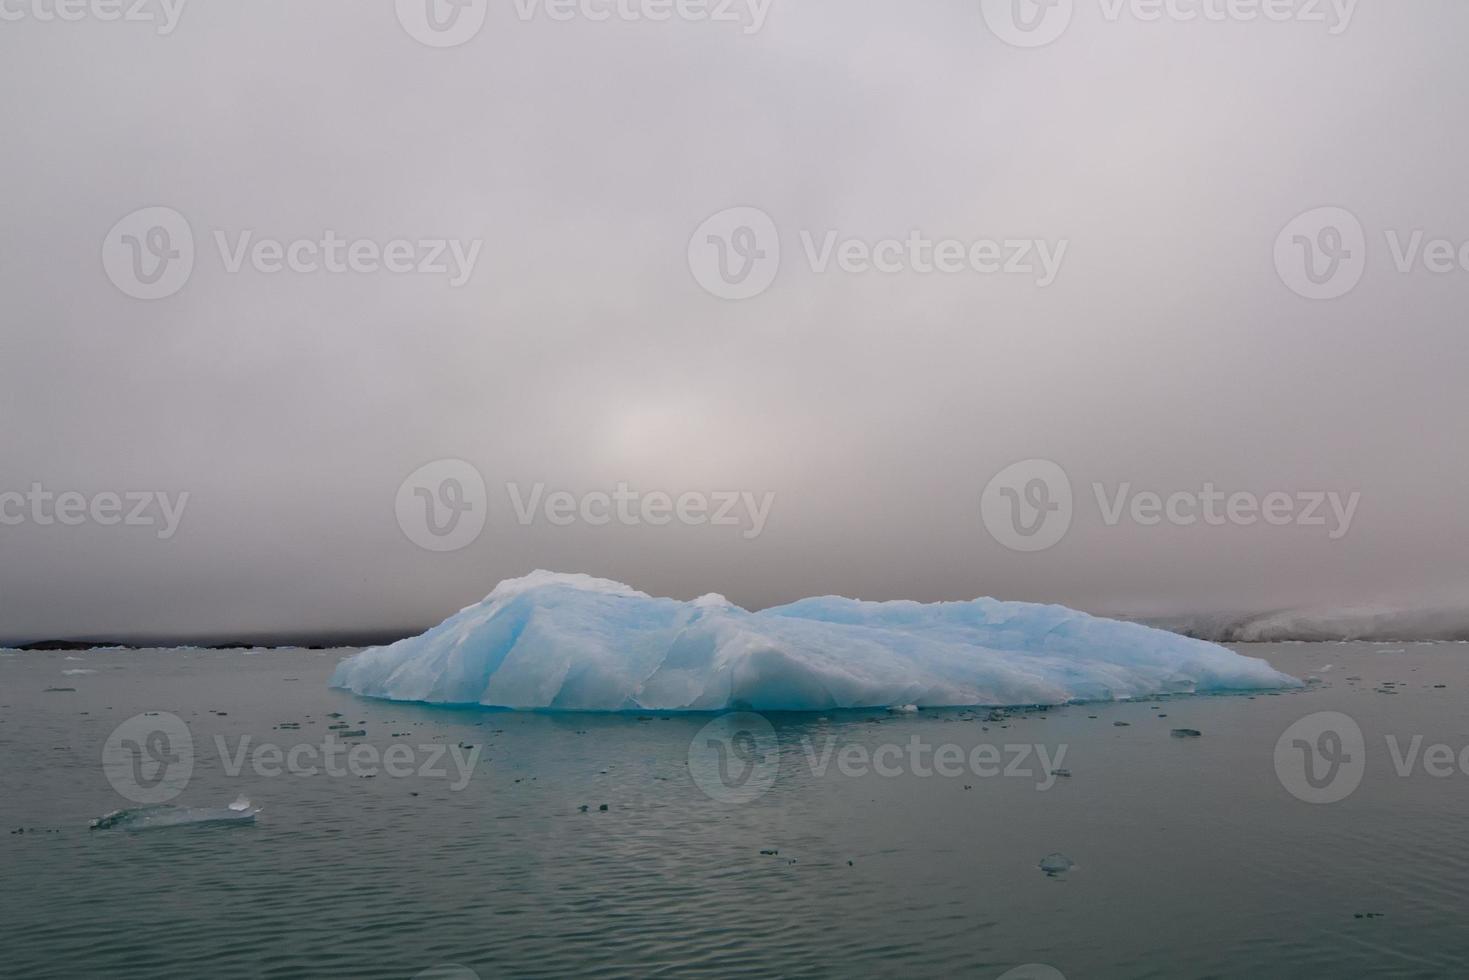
331, 572, 1299, 712
333, 572, 1300, 711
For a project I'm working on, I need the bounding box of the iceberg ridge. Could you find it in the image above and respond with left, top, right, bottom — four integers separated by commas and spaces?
330, 571, 1300, 711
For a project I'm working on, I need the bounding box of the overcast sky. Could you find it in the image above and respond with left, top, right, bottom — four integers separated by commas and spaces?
1, 0, 1465, 644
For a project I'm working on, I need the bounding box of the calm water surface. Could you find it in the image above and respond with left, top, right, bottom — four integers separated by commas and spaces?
3, 643, 1468, 978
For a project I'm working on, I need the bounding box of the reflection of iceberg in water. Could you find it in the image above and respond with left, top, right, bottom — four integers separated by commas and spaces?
331, 572, 1300, 712
90, 797, 260, 831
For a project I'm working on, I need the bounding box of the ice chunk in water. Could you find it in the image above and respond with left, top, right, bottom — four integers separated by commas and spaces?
90, 801, 260, 831
1038, 853, 1075, 876
331, 571, 1300, 712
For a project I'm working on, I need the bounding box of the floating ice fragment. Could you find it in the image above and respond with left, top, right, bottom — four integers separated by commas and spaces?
90, 801, 260, 831
1038, 853, 1075, 876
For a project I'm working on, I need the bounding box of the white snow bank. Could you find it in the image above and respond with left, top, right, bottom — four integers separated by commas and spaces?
330, 572, 1300, 712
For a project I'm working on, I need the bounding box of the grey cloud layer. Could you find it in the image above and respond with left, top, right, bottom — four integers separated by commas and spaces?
0, 1, 1464, 643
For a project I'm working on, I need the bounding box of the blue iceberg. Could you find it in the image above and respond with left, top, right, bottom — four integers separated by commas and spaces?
330, 572, 1300, 712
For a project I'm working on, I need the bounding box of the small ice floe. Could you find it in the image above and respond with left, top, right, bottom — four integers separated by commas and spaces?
1038, 852, 1074, 877
1314, 664, 1334, 672
888, 704, 919, 714
62, 669, 96, 676
90, 798, 261, 832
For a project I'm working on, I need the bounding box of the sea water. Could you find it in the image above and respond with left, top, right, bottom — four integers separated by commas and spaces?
2, 643, 1467, 978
